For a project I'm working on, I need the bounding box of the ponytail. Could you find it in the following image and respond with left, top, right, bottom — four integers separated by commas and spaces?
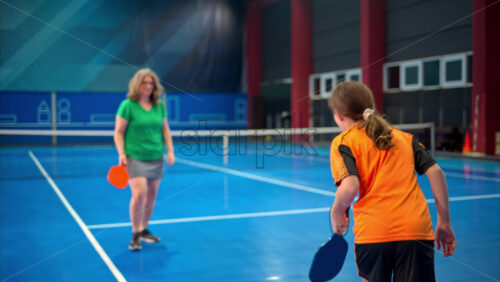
359, 109, 394, 150
330, 81, 394, 150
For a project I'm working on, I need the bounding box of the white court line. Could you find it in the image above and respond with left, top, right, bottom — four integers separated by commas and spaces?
87, 193, 500, 230
427, 193, 500, 203
88, 207, 332, 229
440, 165, 500, 175
276, 154, 500, 182
28, 151, 126, 282
177, 158, 500, 199
444, 172, 500, 183
176, 158, 335, 197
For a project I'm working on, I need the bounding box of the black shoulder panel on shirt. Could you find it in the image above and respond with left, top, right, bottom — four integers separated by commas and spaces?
412, 136, 436, 175
339, 144, 358, 176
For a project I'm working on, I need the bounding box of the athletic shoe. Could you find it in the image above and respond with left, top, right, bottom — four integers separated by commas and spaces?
129, 232, 142, 251
140, 229, 160, 243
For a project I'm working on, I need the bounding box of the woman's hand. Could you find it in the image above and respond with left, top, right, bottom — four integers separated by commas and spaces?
119, 153, 128, 166
166, 152, 175, 167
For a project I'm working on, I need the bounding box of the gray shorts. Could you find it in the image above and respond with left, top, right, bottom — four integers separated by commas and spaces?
127, 157, 164, 179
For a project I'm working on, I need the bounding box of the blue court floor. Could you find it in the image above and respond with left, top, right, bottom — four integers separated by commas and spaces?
1, 144, 499, 281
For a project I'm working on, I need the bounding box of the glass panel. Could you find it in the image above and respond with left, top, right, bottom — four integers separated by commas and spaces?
350, 74, 359, 81
314, 78, 320, 96
325, 78, 333, 92
446, 60, 462, 81
405, 66, 418, 85
337, 74, 346, 83
467, 55, 472, 83
423, 60, 439, 86
388, 66, 400, 89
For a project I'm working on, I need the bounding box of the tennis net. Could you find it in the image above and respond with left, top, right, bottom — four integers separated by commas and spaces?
0, 123, 435, 165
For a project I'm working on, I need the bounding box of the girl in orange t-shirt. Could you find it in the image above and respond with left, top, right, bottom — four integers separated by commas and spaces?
329, 81, 456, 282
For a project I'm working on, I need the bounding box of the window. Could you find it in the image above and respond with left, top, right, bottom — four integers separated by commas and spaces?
382, 52, 471, 93
321, 73, 335, 98
400, 61, 422, 91
314, 77, 320, 95
423, 59, 440, 87
337, 73, 346, 83
346, 69, 362, 82
310, 68, 362, 99
385, 65, 400, 90
309, 75, 321, 98
406, 66, 418, 84
441, 54, 466, 88
325, 78, 333, 92
446, 61, 462, 80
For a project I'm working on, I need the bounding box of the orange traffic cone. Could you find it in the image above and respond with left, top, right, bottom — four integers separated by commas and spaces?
462, 132, 472, 153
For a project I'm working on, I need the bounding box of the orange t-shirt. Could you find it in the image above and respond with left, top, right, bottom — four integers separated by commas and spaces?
330, 126, 436, 244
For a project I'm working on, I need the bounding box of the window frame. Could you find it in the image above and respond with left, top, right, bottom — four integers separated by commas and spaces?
465, 51, 473, 87
320, 72, 336, 99
309, 67, 363, 100
441, 53, 466, 88
309, 74, 322, 100
400, 60, 423, 91
346, 68, 362, 82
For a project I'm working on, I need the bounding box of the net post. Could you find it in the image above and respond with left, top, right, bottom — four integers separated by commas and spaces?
223, 134, 229, 165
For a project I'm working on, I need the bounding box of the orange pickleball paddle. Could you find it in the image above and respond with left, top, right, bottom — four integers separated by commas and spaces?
107, 165, 129, 189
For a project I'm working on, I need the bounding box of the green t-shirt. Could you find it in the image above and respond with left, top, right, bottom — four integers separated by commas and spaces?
117, 99, 167, 161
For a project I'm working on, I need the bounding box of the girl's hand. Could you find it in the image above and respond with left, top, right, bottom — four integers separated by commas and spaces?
435, 221, 456, 257
331, 204, 349, 235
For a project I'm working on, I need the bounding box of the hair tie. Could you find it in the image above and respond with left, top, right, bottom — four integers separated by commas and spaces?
363, 108, 374, 120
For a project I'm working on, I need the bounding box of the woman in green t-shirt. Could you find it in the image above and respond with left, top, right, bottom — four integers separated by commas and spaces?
114, 68, 175, 251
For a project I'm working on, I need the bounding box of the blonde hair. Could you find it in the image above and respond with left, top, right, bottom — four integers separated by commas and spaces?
127, 68, 164, 105
328, 81, 394, 150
